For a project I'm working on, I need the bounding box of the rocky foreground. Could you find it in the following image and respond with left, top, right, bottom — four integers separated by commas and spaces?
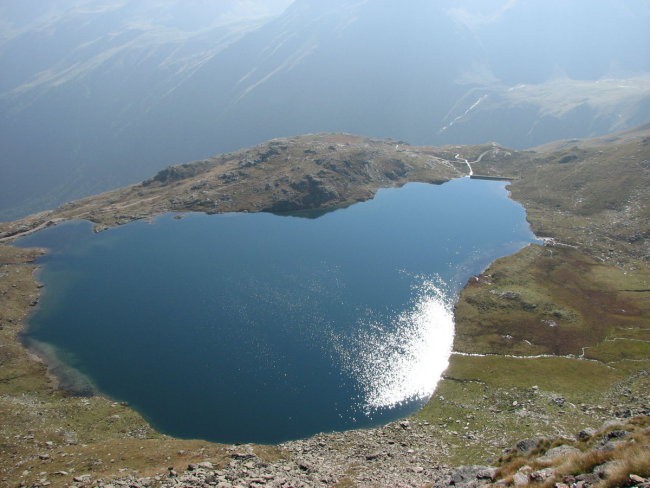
69, 416, 649, 488
82, 419, 450, 488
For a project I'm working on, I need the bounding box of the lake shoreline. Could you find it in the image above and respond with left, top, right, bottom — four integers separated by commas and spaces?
0, 130, 647, 486
13, 178, 538, 444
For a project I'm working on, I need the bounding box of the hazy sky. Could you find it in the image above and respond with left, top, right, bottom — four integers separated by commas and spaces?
0, 0, 295, 38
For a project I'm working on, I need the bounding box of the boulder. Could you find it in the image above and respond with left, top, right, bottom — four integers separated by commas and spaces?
576, 428, 596, 441
514, 439, 538, 455
450, 465, 494, 486
538, 445, 581, 463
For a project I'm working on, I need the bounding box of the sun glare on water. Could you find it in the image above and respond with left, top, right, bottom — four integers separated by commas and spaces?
345, 278, 455, 413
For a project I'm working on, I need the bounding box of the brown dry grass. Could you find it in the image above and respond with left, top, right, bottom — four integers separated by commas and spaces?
558, 450, 611, 476
494, 417, 650, 488
496, 457, 531, 479
599, 445, 650, 488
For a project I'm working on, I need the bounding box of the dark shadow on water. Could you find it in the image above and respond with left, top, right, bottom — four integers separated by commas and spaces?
269, 207, 340, 219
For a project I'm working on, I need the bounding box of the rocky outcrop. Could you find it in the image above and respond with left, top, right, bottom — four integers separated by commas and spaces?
464, 415, 650, 488
143, 159, 219, 186
263, 174, 342, 212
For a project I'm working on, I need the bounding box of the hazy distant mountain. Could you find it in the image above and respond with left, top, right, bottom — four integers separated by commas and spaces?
0, 0, 293, 218
1, 0, 649, 219
142, 0, 488, 154
437, 76, 650, 148
438, 0, 650, 147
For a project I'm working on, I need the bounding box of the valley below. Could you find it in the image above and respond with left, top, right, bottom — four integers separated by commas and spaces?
0, 129, 648, 488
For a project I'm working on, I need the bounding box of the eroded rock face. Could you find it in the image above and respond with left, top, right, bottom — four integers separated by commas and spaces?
576, 428, 597, 441
536, 445, 581, 463
288, 174, 341, 208
514, 438, 538, 456
144, 160, 218, 186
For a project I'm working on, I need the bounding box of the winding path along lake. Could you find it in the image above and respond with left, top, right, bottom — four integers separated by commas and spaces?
18, 179, 538, 443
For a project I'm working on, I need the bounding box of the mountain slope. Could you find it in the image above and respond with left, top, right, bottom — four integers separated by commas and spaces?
2, 0, 649, 220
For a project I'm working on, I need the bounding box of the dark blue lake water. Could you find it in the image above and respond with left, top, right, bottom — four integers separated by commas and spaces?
18, 179, 538, 443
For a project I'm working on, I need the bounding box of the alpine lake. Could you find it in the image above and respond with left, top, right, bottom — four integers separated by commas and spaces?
17, 178, 538, 443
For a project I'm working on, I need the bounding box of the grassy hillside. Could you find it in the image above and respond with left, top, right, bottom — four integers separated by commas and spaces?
418, 125, 650, 468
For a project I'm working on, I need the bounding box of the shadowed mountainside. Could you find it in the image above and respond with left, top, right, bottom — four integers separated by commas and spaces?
2, 0, 649, 220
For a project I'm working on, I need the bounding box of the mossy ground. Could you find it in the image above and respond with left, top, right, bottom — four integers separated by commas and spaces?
418, 243, 649, 465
